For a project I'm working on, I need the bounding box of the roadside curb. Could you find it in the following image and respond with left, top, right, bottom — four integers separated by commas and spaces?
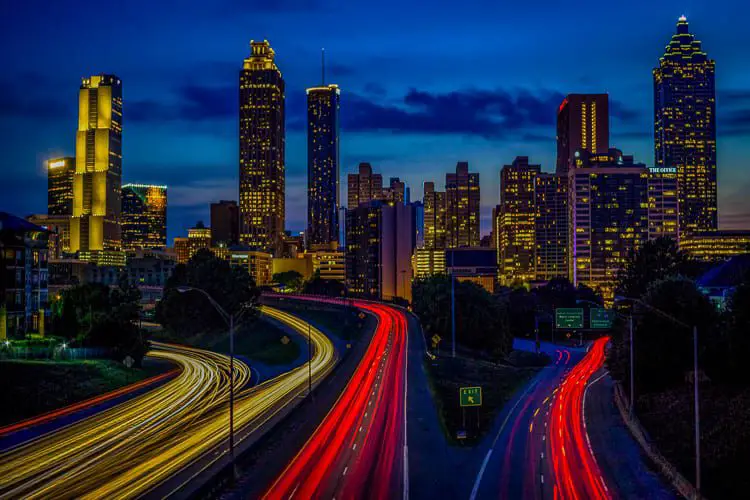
613, 381, 702, 500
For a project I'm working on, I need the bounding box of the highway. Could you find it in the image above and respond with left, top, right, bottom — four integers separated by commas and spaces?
0, 305, 336, 499
264, 299, 409, 500
471, 338, 611, 500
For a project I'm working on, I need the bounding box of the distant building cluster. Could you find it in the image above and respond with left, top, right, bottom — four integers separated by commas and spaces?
3, 16, 747, 338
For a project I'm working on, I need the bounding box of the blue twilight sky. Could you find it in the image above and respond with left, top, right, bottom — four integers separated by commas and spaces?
2, 0, 750, 243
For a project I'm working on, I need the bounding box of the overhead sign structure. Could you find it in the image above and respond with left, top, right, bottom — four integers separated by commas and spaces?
590, 308, 613, 329
459, 386, 483, 407
555, 308, 584, 329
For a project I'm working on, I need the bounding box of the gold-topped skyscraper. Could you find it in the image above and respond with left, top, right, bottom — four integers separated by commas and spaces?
654, 16, 717, 233
239, 41, 285, 255
70, 74, 123, 253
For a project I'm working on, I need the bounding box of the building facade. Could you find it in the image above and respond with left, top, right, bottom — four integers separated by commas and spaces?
654, 16, 717, 233
680, 231, 750, 261
239, 41, 285, 255
210, 200, 239, 247
534, 173, 568, 281
346, 203, 381, 298
347, 163, 383, 209
48, 157, 74, 216
187, 222, 211, 261
423, 181, 447, 249
121, 184, 167, 251
412, 248, 446, 278
568, 150, 650, 302
556, 94, 609, 176
498, 157, 540, 284
384, 177, 406, 204
71, 74, 123, 254
306, 84, 340, 247
380, 203, 416, 302
647, 167, 680, 241
446, 162, 480, 248
0, 213, 49, 338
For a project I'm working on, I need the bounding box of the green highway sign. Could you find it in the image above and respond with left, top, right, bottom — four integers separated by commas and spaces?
459, 386, 482, 407
590, 308, 613, 329
555, 308, 584, 329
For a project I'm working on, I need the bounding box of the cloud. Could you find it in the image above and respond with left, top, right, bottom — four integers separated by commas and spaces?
609, 100, 639, 122
0, 80, 71, 119
723, 109, 750, 136
129, 85, 236, 122
719, 90, 750, 104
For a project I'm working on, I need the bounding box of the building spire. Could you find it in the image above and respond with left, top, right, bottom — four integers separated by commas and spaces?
321, 47, 325, 86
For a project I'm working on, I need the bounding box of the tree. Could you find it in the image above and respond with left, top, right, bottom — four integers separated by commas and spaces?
301, 270, 347, 297
719, 272, 750, 385
156, 249, 260, 338
412, 275, 512, 358
273, 270, 304, 292
632, 277, 718, 393
616, 237, 700, 299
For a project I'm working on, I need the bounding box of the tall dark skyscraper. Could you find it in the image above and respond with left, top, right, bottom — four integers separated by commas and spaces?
306, 83, 340, 247
121, 184, 167, 251
498, 156, 540, 284
47, 157, 74, 216
71, 74, 122, 253
534, 173, 568, 281
446, 162, 480, 248
654, 16, 717, 233
211, 200, 240, 247
239, 40, 285, 255
423, 181, 446, 249
556, 94, 609, 175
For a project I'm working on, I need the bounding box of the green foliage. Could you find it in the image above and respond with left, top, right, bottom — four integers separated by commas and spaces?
54, 281, 148, 364
412, 275, 512, 358
272, 270, 304, 292
301, 270, 347, 297
156, 249, 260, 338
616, 236, 701, 298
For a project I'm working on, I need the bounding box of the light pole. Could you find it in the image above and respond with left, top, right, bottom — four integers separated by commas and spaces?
177, 286, 249, 477
450, 250, 456, 358
615, 295, 700, 494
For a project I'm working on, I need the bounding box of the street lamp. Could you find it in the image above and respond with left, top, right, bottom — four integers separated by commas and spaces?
176, 286, 250, 477
615, 295, 701, 495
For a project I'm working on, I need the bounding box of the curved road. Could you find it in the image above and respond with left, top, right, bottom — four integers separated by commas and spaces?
265, 299, 409, 500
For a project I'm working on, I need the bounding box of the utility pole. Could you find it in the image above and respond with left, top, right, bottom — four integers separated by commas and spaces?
451, 251, 456, 358
308, 321, 313, 399
629, 314, 635, 416
694, 324, 701, 495
229, 314, 235, 470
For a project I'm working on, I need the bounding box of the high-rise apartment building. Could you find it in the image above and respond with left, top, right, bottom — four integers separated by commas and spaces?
187, 221, 211, 260
423, 181, 447, 249
534, 173, 568, 281
346, 202, 381, 298
380, 202, 417, 302
498, 157, 540, 284
307, 84, 340, 247
647, 167, 680, 241
556, 94, 609, 175
384, 177, 406, 205
210, 200, 240, 247
121, 184, 167, 251
71, 74, 123, 253
347, 163, 383, 208
239, 41, 285, 255
446, 162, 480, 248
654, 16, 717, 232
569, 150, 650, 302
48, 157, 74, 216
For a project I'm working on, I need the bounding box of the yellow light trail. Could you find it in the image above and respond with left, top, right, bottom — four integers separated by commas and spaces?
0, 306, 337, 499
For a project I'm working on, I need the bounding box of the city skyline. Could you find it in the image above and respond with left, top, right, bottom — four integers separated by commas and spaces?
3, 2, 750, 242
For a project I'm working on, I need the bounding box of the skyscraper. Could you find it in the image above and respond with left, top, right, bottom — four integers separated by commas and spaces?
347, 163, 383, 208
534, 173, 568, 281
384, 177, 406, 204
239, 41, 285, 255
556, 94, 609, 175
346, 202, 381, 298
569, 149, 650, 302
121, 184, 167, 251
47, 157, 74, 216
423, 181, 447, 249
654, 16, 717, 233
647, 167, 680, 241
446, 162, 480, 248
211, 200, 240, 247
306, 84, 340, 248
498, 157, 540, 284
71, 74, 122, 253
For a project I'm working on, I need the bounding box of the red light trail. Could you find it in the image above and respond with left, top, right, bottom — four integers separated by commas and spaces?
549, 337, 610, 500
264, 299, 408, 499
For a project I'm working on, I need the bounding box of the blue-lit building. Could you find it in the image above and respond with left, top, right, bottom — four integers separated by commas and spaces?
306, 84, 340, 248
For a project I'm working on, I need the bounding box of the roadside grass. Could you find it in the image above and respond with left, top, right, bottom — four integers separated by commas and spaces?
0, 359, 166, 426
424, 354, 540, 445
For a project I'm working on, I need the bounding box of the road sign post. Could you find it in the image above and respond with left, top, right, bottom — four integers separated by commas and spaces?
460, 386, 482, 407
590, 308, 613, 329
